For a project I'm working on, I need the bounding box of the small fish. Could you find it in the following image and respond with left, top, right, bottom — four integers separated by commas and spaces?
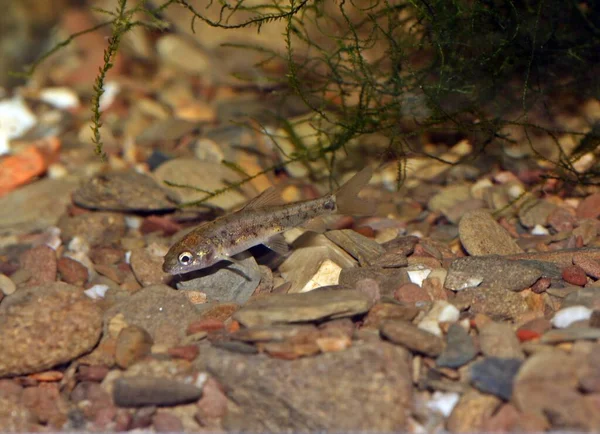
162, 167, 374, 274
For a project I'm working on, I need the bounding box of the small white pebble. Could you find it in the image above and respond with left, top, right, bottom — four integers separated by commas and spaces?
194, 372, 208, 389
38, 87, 80, 109
426, 391, 460, 417
418, 320, 442, 337
125, 251, 132, 264
47, 163, 68, 179
531, 224, 549, 235
508, 183, 525, 199
452, 275, 484, 291
84, 284, 109, 300
99, 81, 120, 111
551, 305, 592, 329
125, 216, 143, 230
0, 96, 37, 155
68, 236, 90, 254
0, 273, 17, 295
300, 259, 342, 293
407, 268, 432, 287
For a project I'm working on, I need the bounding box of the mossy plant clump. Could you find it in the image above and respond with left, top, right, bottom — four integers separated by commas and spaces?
22, 0, 600, 194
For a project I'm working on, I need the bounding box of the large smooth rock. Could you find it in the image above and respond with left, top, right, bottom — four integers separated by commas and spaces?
0, 282, 102, 377
195, 341, 412, 431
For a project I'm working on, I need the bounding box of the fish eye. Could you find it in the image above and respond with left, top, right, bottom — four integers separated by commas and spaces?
178, 252, 193, 264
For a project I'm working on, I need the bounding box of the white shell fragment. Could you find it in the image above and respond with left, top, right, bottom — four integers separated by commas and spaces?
407, 267, 432, 287
84, 284, 109, 300
0, 96, 37, 155
426, 391, 460, 417
551, 305, 593, 329
38, 87, 80, 109
418, 301, 460, 337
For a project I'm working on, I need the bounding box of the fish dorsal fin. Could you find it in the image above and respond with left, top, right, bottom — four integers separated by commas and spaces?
241, 186, 283, 211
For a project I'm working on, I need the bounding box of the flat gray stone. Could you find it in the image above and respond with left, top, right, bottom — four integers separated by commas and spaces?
478, 322, 524, 360
0, 179, 77, 235
436, 323, 477, 368
73, 171, 176, 212
113, 376, 203, 407
194, 341, 412, 431
445, 256, 542, 292
233, 289, 372, 327
176, 251, 260, 305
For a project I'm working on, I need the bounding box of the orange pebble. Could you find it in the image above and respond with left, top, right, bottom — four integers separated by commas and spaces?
0, 137, 61, 197
28, 370, 64, 382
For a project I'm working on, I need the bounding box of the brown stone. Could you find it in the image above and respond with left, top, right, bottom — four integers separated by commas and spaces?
115, 325, 154, 369
57, 256, 88, 286
19, 245, 57, 286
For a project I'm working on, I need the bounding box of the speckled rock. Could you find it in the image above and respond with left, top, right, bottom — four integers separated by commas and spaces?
58, 212, 127, 247
458, 209, 523, 256
0, 282, 103, 377
103, 284, 202, 346
194, 341, 412, 431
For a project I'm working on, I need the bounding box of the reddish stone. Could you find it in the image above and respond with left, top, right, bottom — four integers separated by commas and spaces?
167, 345, 200, 361
153, 412, 184, 432
516, 329, 541, 342
573, 254, 600, 279
19, 245, 57, 286
547, 207, 577, 233
187, 319, 225, 335
57, 256, 89, 286
141, 215, 182, 236
196, 377, 228, 419
577, 193, 600, 219
394, 282, 431, 304
77, 365, 110, 382
89, 247, 124, 265
562, 265, 588, 286
531, 277, 551, 294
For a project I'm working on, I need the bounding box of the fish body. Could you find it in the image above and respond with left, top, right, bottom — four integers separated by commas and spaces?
162, 167, 374, 275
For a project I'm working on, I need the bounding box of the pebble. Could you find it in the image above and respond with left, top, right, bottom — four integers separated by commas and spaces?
115, 326, 154, 369
436, 323, 477, 368
458, 209, 523, 255
380, 320, 445, 356
446, 389, 501, 433
426, 391, 460, 417
57, 256, 88, 286
58, 212, 127, 247
73, 171, 175, 212
231, 324, 319, 342
177, 251, 260, 304
478, 322, 524, 360
470, 357, 522, 400
19, 245, 57, 286
362, 303, 420, 329
540, 327, 600, 343
0, 178, 77, 235
196, 376, 228, 420
153, 411, 184, 432
84, 284, 109, 300
130, 247, 172, 287
233, 289, 372, 327
562, 265, 588, 286
394, 282, 431, 304
562, 287, 600, 309
153, 158, 248, 209
518, 199, 556, 228
573, 253, 600, 279
339, 266, 410, 298
0, 282, 102, 376
452, 285, 530, 321
0, 273, 16, 295
577, 192, 600, 219
113, 376, 203, 407
104, 284, 202, 346
551, 305, 593, 328
324, 229, 385, 266
418, 301, 460, 337
201, 340, 411, 431
445, 256, 541, 292
167, 345, 200, 361
156, 35, 210, 74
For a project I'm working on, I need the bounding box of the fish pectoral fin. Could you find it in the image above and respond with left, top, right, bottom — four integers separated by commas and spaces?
241, 186, 283, 211
263, 234, 289, 255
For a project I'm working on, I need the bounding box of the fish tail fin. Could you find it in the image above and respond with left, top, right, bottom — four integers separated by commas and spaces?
334, 166, 375, 216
